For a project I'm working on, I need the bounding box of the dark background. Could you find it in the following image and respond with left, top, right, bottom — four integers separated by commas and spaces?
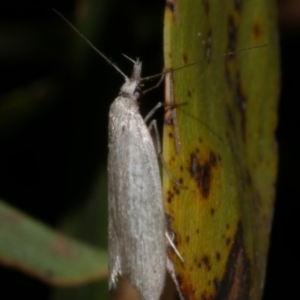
0, 0, 298, 299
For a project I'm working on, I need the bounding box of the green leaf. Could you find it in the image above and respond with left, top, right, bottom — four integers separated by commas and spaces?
0, 200, 107, 286
163, 1, 279, 299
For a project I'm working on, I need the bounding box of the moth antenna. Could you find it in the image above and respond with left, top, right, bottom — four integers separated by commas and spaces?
122, 54, 137, 64
142, 43, 268, 82
172, 43, 268, 73
52, 8, 128, 80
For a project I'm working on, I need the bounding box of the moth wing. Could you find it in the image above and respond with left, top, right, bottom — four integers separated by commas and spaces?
108, 97, 167, 299
167, 257, 184, 300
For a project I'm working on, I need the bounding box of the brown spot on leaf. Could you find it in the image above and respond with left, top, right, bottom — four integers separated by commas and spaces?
183, 52, 188, 64
189, 150, 218, 199
190, 153, 200, 176
227, 16, 237, 54
235, 72, 247, 142
210, 208, 215, 215
215, 222, 251, 300
177, 274, 197, 299
200, 290, 214, 300
165, 0, 178, 25
226, 105, 236, 131
210, 151, 217, 166
173, 184, 180, 196
188, 90, 192, 97
202, 255, 212, 271
226, 237, 232, 246
234, 0, 243, 10
167, 190, 174, 203
202, 0, 210, 14
216, 252, 221, 261
253, 21, 263, 41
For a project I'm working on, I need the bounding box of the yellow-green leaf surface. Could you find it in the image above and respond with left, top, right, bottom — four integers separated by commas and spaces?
0, 200, 107, 286
163, 1, 279, 299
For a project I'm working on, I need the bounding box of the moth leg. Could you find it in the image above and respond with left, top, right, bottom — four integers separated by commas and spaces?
144, 102, 163, 124
166, 231, 184, 262
147, 119, 185, 187
144, 90, 180, 157
143, 73, 165, 95
166, 231, 184, 300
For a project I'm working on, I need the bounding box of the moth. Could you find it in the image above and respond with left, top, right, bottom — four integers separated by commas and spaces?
107, 57, 183, 300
